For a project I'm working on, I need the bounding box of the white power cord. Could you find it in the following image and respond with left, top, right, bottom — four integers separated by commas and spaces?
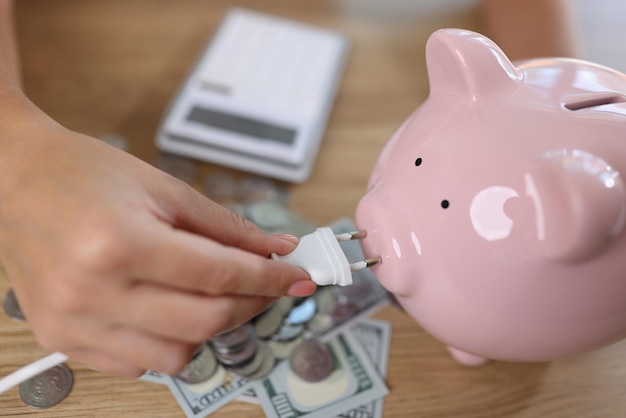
0, 351, 68, 394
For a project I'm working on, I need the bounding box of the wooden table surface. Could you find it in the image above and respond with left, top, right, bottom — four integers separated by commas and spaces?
2, 1, 626, 417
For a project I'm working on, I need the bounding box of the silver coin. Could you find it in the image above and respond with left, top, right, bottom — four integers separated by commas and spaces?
271, 323, 305, 342
304, 313, 334, 334
245, 201, 291, 231
253, 305, 286, 339
213, 338, 258, 367
203, 172, 237, 200
3, 289, 25, 321
176, 345, 218, 384
268, 335, 303, 360
274, 296, 297, 315
154, 153, 199, 183
222, 202, 246, 217
314, 288, 338, 314
282, 211, 317, 237
329, 301, 359, 324
286, 298, 317, 325
289, 340, 335, 383
238, 176, 278, 203
19, 364, 73, 409
244, 342, 276, 380
209, 324, 253, 353
225, 341, 267, 378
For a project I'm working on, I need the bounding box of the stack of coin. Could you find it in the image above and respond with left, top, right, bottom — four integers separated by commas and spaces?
175, 345, 219, 384
208, 324, 275, 380
253, 297, 319, 360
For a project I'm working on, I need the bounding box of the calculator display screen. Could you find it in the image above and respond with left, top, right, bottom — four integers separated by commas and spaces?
187, 106, 297, 145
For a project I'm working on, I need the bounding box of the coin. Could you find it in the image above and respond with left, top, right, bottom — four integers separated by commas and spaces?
154, 153, 199, 183
253, 305, 286, 339
286, 298, 317, 325
203, 172, 237, 200
238, 176, 277, 203
209, 324, 253, 354
329, 301, 359, 324
304, 313, 334, 334
314, 288, 338, 314
245, 201, 291, 231
225, 341, 267, 378
289, 340, 335, 383
268, 335, 304, 360
3, 289, 26, 321
176, 345, 218, 384
213, 338, 258, 367
244, 342, 276, 380
222, 202, 246, 217
271, 323, 304, 342
19, 364, 73, 408
274, 296, 297, 315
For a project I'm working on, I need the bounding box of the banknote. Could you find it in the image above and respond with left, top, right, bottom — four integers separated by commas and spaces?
335, 319, 392, 418
252, 327, 389, 418
238, 318, 391, 413
139, 370, 171, 386
165, 366, 251, 418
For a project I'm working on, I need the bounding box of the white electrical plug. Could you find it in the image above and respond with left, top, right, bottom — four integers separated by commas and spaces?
272, 227, 380, 286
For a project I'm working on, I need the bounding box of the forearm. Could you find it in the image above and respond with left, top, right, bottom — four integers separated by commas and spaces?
0, 0, 60, 153
479, 0, 580, 61
0, 0, 21, 88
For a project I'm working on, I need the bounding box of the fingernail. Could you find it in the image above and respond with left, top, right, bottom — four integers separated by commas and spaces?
273, 234, 299, 245
287, 280, 317, 297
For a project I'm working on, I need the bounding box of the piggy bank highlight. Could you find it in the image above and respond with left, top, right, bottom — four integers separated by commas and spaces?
356, 28, 626, 366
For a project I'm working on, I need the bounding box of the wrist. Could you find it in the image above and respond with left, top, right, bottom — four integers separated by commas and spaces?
0, 88, 65, 188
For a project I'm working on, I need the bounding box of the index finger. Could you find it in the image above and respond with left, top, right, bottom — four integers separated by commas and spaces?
151, 180, 292, 257
131, 220, 314, 298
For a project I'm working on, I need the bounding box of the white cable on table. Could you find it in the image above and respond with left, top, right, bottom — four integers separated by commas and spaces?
0, 352, 68, 394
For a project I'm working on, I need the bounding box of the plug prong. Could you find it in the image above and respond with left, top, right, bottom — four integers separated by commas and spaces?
349, 257, 381, 271
335, 230, 367, 241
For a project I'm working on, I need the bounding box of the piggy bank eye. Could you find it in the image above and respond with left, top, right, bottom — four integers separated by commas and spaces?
415, 157, 422, 166
441, 200, 450, 209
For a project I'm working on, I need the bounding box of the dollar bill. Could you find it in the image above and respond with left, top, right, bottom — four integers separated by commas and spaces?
334, 319, 392, 418
238, 318, 391, 414
252, 327, 389, 418
139, 370, 172, 386
165, 366, 251, 417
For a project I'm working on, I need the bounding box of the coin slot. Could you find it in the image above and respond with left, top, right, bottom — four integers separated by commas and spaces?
564, 94, 626, 111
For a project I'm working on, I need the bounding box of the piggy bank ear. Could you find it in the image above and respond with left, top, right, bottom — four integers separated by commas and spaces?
527, 150, 626, 263
426, 29, 522, 101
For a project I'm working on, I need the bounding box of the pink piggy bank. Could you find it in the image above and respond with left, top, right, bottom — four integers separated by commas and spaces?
355, 28, 626, 366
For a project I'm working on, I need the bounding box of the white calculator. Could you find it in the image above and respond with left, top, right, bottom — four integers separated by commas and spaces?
155, 8, 349, 183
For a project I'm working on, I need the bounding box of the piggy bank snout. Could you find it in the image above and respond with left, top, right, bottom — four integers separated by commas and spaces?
356, 186, 422, 296
529, 149, 626, 262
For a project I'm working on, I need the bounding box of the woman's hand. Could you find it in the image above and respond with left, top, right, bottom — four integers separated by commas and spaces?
0, 93, 315, 377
